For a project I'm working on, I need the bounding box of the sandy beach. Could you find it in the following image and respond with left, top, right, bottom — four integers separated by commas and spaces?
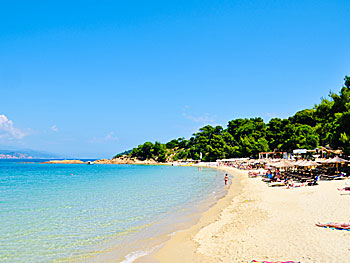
154, 167, 350, 263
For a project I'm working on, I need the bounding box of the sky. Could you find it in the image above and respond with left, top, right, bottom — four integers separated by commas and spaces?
1, 0, 349, 158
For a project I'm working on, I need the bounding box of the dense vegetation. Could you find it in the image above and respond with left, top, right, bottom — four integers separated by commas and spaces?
122, 76, 350, 162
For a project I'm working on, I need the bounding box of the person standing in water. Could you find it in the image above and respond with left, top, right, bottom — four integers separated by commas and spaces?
224, 174, 229, 185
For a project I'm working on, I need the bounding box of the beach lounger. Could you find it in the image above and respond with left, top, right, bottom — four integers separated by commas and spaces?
248, 171, 260, 178
331, 175, 347, 180
268, 181, 286, 187
318, 226, 350, 231
306, 175, 320, 186
262, 178, 272, 182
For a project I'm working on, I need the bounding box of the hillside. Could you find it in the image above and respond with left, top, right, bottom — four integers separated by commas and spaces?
118, 75, 350, 162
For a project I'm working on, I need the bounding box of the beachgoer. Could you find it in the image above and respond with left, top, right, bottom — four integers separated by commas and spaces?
337, 186, 350, 191
267, 169, 273, 179
316, 222, 350, 229
224, 174, 229, 185
269, 171, 273, 178
286, 179, 304, 189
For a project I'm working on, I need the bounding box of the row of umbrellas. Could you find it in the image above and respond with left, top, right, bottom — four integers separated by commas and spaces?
269, 157, 348, 168
316, 156, 348, 164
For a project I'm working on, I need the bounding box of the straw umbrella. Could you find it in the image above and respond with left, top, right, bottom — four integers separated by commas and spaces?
295, 160, 308, 167
273, 159, 295, 168
298, 160, 320, 167
315, 158, 327, 164
297, 160, 320, 178
273, 160, 295, 176
326, 156, 348, 173
268, 159, 293, 179
294, 160, 305, 166
327, 156, 348, 163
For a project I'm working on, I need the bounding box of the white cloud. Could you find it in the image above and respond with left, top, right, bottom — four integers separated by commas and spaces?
104, 131, 118, 141
51, 125, 59, 132
183, 113, 215, 123
90, 131, 118, 143
182, 107, 215, 124
0, 114, 27, 139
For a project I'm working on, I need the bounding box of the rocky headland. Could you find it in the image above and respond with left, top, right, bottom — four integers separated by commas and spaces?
41, 160, 86, 164
42, 156, 160, 165
94, 156, 159, 164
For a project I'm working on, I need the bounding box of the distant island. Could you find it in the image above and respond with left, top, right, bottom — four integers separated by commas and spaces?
0, 149, 59, 159
0, 152, 33, 159
115, 75, 350, 163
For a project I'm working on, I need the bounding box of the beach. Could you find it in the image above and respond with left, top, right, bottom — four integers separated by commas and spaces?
154, 167, 350, 263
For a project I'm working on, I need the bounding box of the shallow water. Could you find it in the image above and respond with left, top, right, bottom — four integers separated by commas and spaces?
0, 161, 225, 262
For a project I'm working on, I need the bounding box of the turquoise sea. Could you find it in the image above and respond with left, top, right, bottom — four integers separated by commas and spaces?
0, 160, 225, 262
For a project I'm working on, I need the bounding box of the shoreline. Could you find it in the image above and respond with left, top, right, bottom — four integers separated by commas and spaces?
151, 166, 245, 263
79, 165, 228, 263
153, 167, 350, 262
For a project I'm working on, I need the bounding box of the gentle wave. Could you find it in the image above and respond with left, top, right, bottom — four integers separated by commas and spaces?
0, 162, 225, 262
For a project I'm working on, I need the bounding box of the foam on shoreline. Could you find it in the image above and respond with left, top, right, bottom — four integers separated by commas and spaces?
82, 166, 228, 263
149, 166, 244, 263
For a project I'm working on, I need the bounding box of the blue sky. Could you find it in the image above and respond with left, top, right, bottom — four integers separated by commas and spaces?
1, 0, 349, 158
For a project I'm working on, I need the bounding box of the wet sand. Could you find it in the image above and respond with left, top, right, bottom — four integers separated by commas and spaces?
154, 167, 350, 263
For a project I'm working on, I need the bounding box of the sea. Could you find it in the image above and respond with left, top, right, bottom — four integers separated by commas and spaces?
0, 160, 226, 263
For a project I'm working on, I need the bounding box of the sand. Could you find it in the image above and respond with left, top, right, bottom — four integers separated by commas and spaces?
154, 167, 350, 263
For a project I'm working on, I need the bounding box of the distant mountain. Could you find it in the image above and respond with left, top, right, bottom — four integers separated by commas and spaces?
0, 149, 60, 159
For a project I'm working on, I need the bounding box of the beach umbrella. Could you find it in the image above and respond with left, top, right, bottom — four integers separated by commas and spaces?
295, 160, 307, 166
295, 160, 312, 171
315, 158, 327, 163
273, 159, 295, 168
309, 160, 320, 166
297, 160, 319, 176
326, 156, 348, 163
326, 157, 348, 172
294, 160, 305, 166
298, 160, 320, 167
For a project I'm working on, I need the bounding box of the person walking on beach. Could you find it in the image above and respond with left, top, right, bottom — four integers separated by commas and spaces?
276, 168, 280, 180
224, 174, 229, 185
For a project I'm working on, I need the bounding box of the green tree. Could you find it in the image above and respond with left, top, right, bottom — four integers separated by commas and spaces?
125, 75, 350, 161
267, 118, 290, 151
289, 109, 316, 126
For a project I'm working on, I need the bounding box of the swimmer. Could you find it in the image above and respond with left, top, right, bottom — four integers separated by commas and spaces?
224, 174, 229, 185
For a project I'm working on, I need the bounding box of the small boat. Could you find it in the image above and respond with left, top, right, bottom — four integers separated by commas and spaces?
87, 161, 94, 165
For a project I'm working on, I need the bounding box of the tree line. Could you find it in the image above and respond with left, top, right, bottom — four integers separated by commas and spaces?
117, 76, 350, 162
